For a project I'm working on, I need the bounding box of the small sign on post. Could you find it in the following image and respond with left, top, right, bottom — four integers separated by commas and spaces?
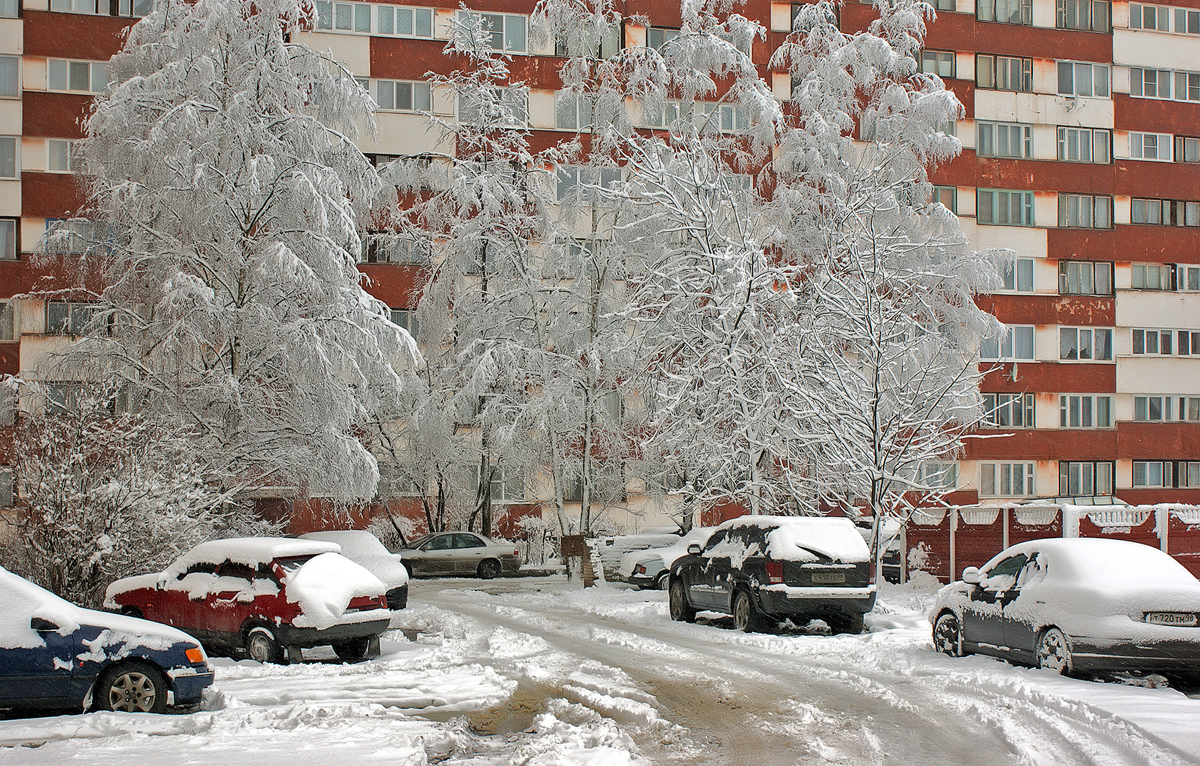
560, 535, 595, 586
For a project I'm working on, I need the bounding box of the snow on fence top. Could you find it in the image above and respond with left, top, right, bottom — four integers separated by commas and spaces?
959, 507, 1000, 526
907, 503, 1200, 533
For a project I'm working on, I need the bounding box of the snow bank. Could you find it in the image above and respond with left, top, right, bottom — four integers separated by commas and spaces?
286, 552, 386, 629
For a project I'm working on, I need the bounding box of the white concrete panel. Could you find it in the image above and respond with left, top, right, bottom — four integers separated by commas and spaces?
1035, 257, 1058, 294
771, 2, 791, 32
19, 335, 74, 379
625, 24, 646, 49
301, 31, 370, 77
21, 137, 43, 172
1113, 0, 1130, 29
0, 19, 22, 55
955, 51, 973, 78
360, 112, 450, 155
21, 218, 44, 252
23, 57, 45, 91
1114, 30, 1198, 70
1112, 64, 1131, 95
0, 100, 19, 135
1032, 0, 1056, 27
1034, 461, 1057, 497
958, 219, 1048, 259
1116, 290, 1200, 329
1034, 325, 1057, 361
1114, 394, 1135, 422
434, 10, 454, 40
1033, 58, 1057, 95
24, 0, 46, 10
956, 187, 976, 217
1113, 195, 1131, 224
431, 84, 453, 117
1036, 394, 1058, 428
1115, 459, 1133, 491
974, 90, 1114, 129
959, 119, 976, 150
1032, 124, 1058, 160
1034, 192, 1057, 228
1114, 262, 1131, 289
528, 89, 554, 130
0, 180, 17, 217
1116, 356, 1200, 394
772, 72, 790, 100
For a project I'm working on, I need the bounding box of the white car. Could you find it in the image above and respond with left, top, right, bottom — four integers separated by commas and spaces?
931, 538, 1200, 678
301, 530, 410, 609
617, 528, 716, 589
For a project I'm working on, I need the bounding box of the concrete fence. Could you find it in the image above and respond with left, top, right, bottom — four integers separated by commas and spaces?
904, 504, 1200, 583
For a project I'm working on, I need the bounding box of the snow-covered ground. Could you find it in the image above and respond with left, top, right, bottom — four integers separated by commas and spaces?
3, 576, 1199, 765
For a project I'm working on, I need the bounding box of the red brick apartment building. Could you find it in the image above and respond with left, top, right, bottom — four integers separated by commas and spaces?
0, 0, 1197, 525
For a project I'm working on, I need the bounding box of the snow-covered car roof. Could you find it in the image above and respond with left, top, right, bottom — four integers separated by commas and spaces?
719, 515, 871, 563
2, 566, 198, 650
165, 537, 340, 576
300, 531, 409, 589
982, 538, 1200, 590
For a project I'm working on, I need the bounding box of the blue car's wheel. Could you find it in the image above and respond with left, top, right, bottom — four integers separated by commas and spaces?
96, 661, 166, 714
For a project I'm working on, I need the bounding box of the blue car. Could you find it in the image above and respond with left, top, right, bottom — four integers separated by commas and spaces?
0, 566, 214, 714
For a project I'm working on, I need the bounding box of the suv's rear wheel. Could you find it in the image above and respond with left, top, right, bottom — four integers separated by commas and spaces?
827, 612, 865, 635
932, 612, 964, 656
245, 626, 285, 664
733, 591, 769, 633
333, 638, 371, 661
668, 579, 696, 622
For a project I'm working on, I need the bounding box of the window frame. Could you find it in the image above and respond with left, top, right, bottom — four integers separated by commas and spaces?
1056, 60, 1111, 98
976, 54, 1033, 92
1057, 126, 1111, 164
1058, 193, 1112, 229
977, 0, 1032, 25
1059, 460, 1113, 496
976, 121, 1033, 159
1059, 394, 1114, 428
977, 188, 1035, 226
1058, 326, 1114, 362
1132, 328, 1176, 355
980, 324, 1035, 361
980, 461, 1037, 497
372, 79, 431, 113
1130, 132, 1173, 161
982, 392, 1035, 428
920, 50, 956, 78
47, 58, 107, 94
1058, 260, 1114, 295
1132, 460, 1171, 488
1057, 0, 1111, 31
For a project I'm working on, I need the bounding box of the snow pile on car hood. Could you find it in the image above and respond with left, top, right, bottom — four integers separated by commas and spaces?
285, 552, 386, 629
727, 516, 871, 563
301, 531, 409, 588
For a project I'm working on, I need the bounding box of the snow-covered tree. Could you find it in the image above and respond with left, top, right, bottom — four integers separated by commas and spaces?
0, 380, 275, 608
45, 0, 416, 503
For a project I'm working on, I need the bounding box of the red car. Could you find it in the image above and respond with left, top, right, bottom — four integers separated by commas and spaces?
105, 538, 391, 663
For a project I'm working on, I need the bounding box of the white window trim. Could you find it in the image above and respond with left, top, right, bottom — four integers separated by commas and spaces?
979, 461, 1037, 497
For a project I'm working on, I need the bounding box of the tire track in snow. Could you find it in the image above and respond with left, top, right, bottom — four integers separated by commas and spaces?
426, 589, 1198, 766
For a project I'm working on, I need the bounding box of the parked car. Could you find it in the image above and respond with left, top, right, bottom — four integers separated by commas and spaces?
1, 566, 213, 714
617, 527, 716, 590
398, 532, 522, 578
592, 531, 687, 580
105, 538, 391, 663
300, 530, 409, 609
668, 516, 876, 634
931, 538, 1200, 678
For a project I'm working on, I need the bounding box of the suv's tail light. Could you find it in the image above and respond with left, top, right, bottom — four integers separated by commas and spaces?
765, 561, 783, 584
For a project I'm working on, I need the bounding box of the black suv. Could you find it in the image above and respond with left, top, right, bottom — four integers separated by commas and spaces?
667, 516, 876, 634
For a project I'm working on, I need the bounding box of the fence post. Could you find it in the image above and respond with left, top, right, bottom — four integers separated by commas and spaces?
1159, 506, 1170, 553
949, 506, 958, 582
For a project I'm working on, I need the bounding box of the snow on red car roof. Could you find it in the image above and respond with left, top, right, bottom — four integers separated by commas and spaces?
164, 537, 340, 575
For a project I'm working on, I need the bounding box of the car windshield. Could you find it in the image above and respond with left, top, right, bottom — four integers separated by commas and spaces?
406, 534, 435, 550
274, 555, 317, 578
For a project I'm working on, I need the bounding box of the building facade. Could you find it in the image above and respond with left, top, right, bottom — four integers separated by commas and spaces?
0, 0, 1197, 530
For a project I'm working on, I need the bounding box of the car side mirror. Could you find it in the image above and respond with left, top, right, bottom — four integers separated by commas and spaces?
687, 543, 702, 555
30, 617, 60, 632
961, 567, 982, 585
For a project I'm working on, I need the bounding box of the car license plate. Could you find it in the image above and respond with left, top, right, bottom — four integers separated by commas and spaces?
1146, 612, 1198, 627
811, 571, 846, 584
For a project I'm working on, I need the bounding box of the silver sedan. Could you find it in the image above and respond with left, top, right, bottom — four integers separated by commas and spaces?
399, 532, 522, 579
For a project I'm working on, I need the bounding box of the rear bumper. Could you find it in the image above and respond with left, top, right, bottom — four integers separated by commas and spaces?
757, 586, 877, 617
275, 618, 391, 648
1069, 637, 1200, 673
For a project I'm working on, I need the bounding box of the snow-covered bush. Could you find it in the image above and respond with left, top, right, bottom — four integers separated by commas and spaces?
0, 381, 276, 608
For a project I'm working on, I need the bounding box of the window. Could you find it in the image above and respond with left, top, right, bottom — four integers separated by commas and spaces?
555, 25, 621, 58
919, 462, 958, 489
0, 57, 17, 99
983, 392, 1034, 428
1057, 0, 1110, 31
1134, 395, 1175, 421
1176, 6, 1200, 33
977, 189, 1034, 226
48, 59, 107, 93
1059, 327, 1113, 361
0, 137, 14, 179
1176, 136, 1200, 163
1060, 394, 1113, 428
1133, 461, 1171, 488
1130, 3, 1169, 29
645, 100, 747, 132
931, 0, 955, 10
45, 301, 98, 336
1000, 257, 1033, 292
116, 0, 153, 17
1130, 132, 1172, 160
555, 91, 592, 130
43, 219, 97, 254
0, 218, 13, 260
459, 86, 527, 128
1130, 68, 1173, 98
1058, 194, 1111, 228
1060, 461, 1112, 495
458, 11, 527, 53
921, 50, 955, 78
1131, 263, 1175, 290
49, 0, 97, 13
47, 139, 81, 173
374, 80, 430, 112
389, 308, 419, 337
1132, 328, 1175, 355
1058, 127, 1111, 163
976, 54, 1032, 91
1184, 396, 1200, 421
980, 324, 1035, 361
977, 122, 1032, 158
1175, 71, 1200, 101
361, 233, 430, 264
1057, 61, 1110, 97
977, 0, 1031, 24
375, 5, 435, 38
1179, 330, 1200, 354
932, 185, 957, 212
0, 0, 16, 18
1181, 265, 1200, 291
1059, 261, 1113, 295
556, 166, 621, 201
1131, 198, 1200, 226
981, 462, 1036, 497
648, 27, 679, 51
1180, 462, 1200, 488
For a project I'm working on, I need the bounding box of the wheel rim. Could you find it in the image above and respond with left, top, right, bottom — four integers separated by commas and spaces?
107, 671, 156, 713
934, 614, 960, 656
1038, 629, 1070, 673
734, 594, 750, 631
248, 633, 272, 663
481, 561, 499, 578
669, 583, 685, 619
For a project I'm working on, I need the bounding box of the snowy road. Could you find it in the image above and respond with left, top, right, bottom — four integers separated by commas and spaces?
3, 576, 1200, 765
